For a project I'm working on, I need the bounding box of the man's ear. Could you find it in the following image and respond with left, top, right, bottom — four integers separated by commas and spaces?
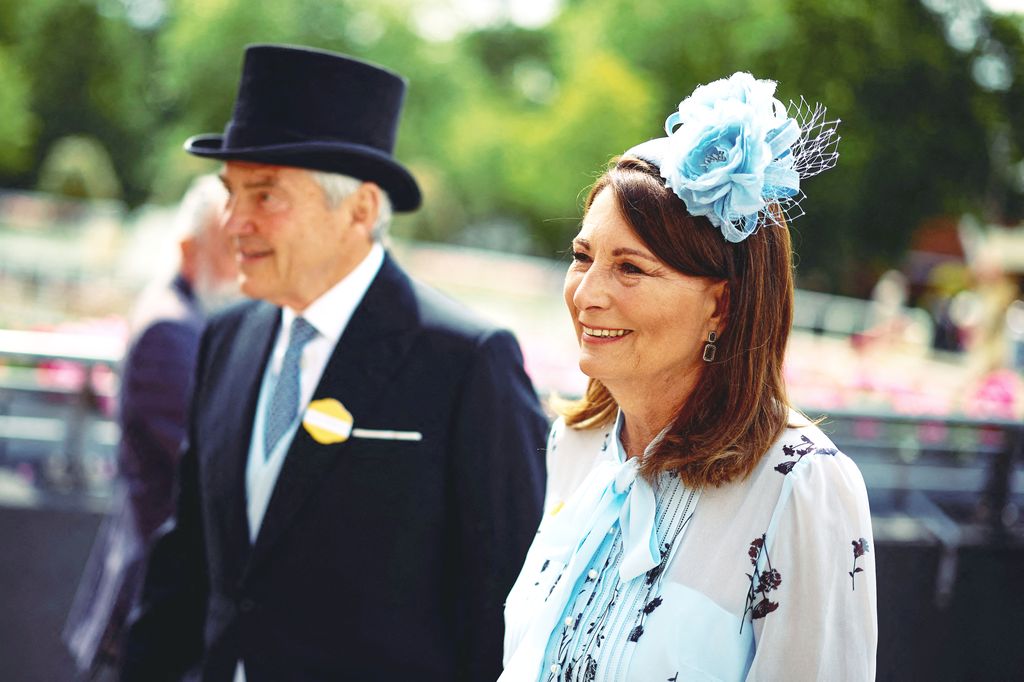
708, 279, 730, 335
347, 182, 382, 239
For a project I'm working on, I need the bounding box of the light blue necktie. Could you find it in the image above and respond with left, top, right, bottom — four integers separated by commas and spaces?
263, 317, 318, 458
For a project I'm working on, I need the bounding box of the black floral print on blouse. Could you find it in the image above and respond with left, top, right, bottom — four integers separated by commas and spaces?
548, 547, 618, 681
541, 476, 697, 681
627, 596, 664, 642
742, 534, 782, 632
849, 538, 870, 590
775, 434, 837, 475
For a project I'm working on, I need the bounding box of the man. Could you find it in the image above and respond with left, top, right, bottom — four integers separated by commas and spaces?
122, 45, 548, 681
64, 175, 236, 677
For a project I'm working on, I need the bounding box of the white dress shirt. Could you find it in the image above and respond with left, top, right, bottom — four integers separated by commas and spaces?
235, 242, 383, 682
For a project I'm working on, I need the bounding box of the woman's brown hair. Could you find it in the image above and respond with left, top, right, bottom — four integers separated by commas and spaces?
559, 156, 795, 487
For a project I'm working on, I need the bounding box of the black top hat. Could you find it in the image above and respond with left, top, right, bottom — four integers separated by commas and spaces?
185, 44, 421, 212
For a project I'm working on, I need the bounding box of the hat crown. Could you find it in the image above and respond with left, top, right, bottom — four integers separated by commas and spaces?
224, 45, 406, 153
184, 43, 422, 211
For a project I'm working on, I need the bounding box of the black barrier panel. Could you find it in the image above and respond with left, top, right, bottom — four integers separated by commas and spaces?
940, 544, 1024, 681
875, 537, 945, 681
0, 503, 105, 681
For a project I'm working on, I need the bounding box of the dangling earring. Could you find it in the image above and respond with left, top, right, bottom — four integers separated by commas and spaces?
702, 331, 718, 362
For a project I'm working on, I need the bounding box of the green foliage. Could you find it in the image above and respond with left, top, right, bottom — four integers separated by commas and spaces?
0, 0, 1021, 293
546, 0, 1024, 292
0, 44, 36, 172
37, 135, 123, 199
2, 0, 160, 201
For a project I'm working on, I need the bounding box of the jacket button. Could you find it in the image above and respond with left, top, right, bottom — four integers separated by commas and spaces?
239, 598, 256, 613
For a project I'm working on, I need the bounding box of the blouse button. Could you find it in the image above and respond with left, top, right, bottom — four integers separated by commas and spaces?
551, 664, 561, 674
564, 616, 574, 627
588, 569, 599, 580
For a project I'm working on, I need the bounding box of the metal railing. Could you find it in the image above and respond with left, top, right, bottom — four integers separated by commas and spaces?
814, 407, 1022, 537
0, 329, 122, 493
811, 407, 1023, 616
0, 328, 1020, 533
793, 288, 935, 342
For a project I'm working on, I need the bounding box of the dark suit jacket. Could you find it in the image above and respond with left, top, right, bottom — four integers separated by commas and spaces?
122, 254, 549, 682
64, 274, 203, 671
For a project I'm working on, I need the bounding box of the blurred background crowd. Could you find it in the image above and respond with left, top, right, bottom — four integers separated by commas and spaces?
0, 0, 1023, 680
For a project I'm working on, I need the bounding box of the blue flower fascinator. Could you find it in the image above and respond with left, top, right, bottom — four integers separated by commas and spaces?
626, 72, 840, 243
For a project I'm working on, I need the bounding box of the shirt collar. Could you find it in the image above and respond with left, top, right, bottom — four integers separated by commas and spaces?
280, 242, 385, 346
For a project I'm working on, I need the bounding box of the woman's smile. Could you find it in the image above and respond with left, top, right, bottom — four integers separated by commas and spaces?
580, 324, 633, 341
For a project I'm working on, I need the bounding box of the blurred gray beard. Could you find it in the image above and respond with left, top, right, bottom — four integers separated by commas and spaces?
194, 275, 243, 315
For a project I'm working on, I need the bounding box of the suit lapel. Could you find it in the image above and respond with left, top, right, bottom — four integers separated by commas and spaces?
205, 301, 279, 560
246, 255, 420, 571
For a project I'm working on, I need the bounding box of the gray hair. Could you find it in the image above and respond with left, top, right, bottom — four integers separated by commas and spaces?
176, 174, 227, 240
307, 169, 393, 241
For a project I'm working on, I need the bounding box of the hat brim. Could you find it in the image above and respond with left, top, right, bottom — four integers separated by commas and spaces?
185, 134, 422, 212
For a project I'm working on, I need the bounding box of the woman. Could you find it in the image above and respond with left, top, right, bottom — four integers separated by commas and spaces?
502, 73, 876, 681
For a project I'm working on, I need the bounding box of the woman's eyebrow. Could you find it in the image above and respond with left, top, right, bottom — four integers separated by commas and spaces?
573, 239, 657, 262
612, 247, 658, 262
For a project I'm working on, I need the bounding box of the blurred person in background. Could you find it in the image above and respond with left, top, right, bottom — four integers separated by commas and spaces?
121, 45, 548, 682
965, 247, 1020, 374
501, 73, 876, 681
926, 261, 972, 353
63, 174, 237, 679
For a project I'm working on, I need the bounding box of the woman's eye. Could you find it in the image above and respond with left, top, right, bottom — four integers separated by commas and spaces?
571, 250, 591, 263
620, 262, 644, 275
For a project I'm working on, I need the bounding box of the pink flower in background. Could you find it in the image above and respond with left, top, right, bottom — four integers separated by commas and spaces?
965, 369, 1021, 420
32, 316, 127, 416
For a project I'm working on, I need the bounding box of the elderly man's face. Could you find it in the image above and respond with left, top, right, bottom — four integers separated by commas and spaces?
219, 162, 374, 310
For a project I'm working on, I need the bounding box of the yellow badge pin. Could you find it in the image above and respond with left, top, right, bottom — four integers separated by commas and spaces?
302, 398, 423, 444
302, 398, 354, 444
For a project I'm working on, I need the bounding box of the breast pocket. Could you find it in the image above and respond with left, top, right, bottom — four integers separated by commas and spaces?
344, 435, 427, 461
629, 582, 755, 682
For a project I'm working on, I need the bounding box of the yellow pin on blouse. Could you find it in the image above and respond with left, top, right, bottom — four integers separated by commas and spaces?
302, 398, 354, 444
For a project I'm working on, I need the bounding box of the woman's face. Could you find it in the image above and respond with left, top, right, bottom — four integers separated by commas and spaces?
564, 187, 726, 399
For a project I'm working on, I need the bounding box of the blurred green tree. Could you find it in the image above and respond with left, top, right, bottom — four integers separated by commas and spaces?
2, 0, 161, 203
37, 135, 123, 199
536, 0, 1024, 292
0, 0, 1020, 295
0, 45, 36, 174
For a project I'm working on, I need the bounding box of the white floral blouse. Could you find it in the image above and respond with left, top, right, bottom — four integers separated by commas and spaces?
501, 410, 877, 681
